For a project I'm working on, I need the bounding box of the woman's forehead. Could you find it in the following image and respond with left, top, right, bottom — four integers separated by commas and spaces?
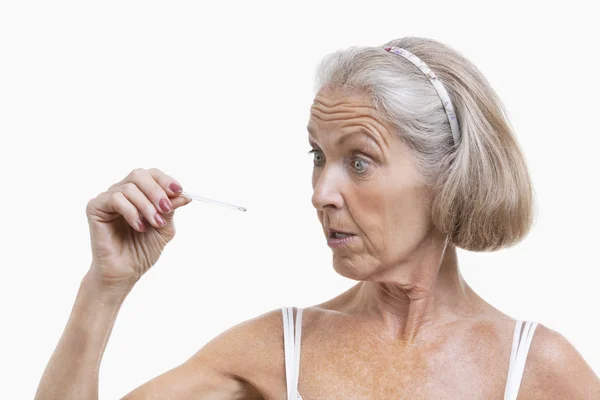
308, 87, 388, 132
308, 102, 392, 148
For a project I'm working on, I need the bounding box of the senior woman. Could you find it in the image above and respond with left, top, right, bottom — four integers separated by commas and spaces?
35, 37, 599, 399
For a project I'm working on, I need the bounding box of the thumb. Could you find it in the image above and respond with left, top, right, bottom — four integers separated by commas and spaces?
163, 195, 192, 222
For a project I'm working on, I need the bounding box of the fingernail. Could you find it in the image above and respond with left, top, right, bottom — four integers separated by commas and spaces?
137, 219, 146, 231
169, 182, 183, 193
155, 213, 166, 227
159, 198, 172, 212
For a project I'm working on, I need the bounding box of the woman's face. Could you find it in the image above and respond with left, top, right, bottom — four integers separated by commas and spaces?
308, 86, 436, 281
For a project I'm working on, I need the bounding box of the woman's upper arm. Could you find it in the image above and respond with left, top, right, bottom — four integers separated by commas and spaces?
119, 309, 282, 399
120, 360, 251, 400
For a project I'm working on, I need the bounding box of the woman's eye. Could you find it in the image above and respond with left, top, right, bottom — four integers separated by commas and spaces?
352, 157, 370, 174
308, 149, 324, 165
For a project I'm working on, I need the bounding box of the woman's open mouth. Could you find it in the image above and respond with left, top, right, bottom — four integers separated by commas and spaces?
331, 232, 353, 239
327, 231, 357, 248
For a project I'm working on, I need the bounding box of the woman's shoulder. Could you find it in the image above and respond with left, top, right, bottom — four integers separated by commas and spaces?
193, 307, 290, 361
444, 317, 599, 398
188, 307, 297, 397
191, 305, 346, 366
517, 322, 600, 399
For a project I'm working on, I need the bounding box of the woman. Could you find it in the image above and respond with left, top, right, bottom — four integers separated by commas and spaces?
35, 37, 599, 399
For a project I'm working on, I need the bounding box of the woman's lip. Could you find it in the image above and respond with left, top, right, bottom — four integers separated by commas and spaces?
327, 234, 357, 248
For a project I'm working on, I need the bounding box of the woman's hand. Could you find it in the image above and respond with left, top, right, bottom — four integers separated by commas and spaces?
85, 168, 192, 291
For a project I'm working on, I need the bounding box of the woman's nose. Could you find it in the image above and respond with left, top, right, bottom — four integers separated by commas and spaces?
311, 167, 344, 211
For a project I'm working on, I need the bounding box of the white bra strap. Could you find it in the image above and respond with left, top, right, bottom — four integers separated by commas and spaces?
294, 307, 303, 392
282, 307, 303, 400
282, 307, 293, 398
504, 320, 538, 400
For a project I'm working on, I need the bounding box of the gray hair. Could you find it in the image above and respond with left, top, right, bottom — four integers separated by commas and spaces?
313, 36, 535, 252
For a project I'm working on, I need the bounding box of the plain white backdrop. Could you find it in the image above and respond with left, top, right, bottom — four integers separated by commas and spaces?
1, 1, 598, 398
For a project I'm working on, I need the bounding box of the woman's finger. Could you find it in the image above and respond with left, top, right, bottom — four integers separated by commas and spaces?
91, 191, 147, 232
170, 194, 193, 210
124, 168, 172, 216
119, 181, 166, 229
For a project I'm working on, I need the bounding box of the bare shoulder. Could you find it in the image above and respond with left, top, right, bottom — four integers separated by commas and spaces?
519, 323, 600, 399
188, 307, 289, 394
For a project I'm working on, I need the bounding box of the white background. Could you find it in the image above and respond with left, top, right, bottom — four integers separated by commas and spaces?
1, 1, 598, 398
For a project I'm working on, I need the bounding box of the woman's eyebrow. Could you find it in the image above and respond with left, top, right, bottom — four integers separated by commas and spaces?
308, 129, 383, 152
336, 130, 382, 151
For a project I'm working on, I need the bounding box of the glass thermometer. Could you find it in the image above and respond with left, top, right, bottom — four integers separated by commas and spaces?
180, 190, 247, 212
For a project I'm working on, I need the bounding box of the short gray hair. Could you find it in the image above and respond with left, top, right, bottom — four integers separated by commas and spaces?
313, 36, 535, 252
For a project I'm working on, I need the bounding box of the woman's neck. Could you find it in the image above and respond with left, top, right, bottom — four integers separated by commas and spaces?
347, 235, 482, 343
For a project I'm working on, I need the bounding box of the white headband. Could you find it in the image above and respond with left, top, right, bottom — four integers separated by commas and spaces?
384, 45, 461, 146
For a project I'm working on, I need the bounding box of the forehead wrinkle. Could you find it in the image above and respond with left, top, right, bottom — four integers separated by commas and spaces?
308, 98, 389, 152
310, 102, 373, 122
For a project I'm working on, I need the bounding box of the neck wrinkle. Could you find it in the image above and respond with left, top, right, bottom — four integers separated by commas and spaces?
353, 233, 470, 343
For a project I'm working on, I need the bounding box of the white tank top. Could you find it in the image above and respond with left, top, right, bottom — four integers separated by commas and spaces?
281, 307, 538, 400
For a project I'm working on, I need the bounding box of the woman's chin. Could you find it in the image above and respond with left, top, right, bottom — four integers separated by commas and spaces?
332, 259, 371, 281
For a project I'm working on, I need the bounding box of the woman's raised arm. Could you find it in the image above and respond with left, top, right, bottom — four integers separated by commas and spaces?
33, 168, 263, 399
